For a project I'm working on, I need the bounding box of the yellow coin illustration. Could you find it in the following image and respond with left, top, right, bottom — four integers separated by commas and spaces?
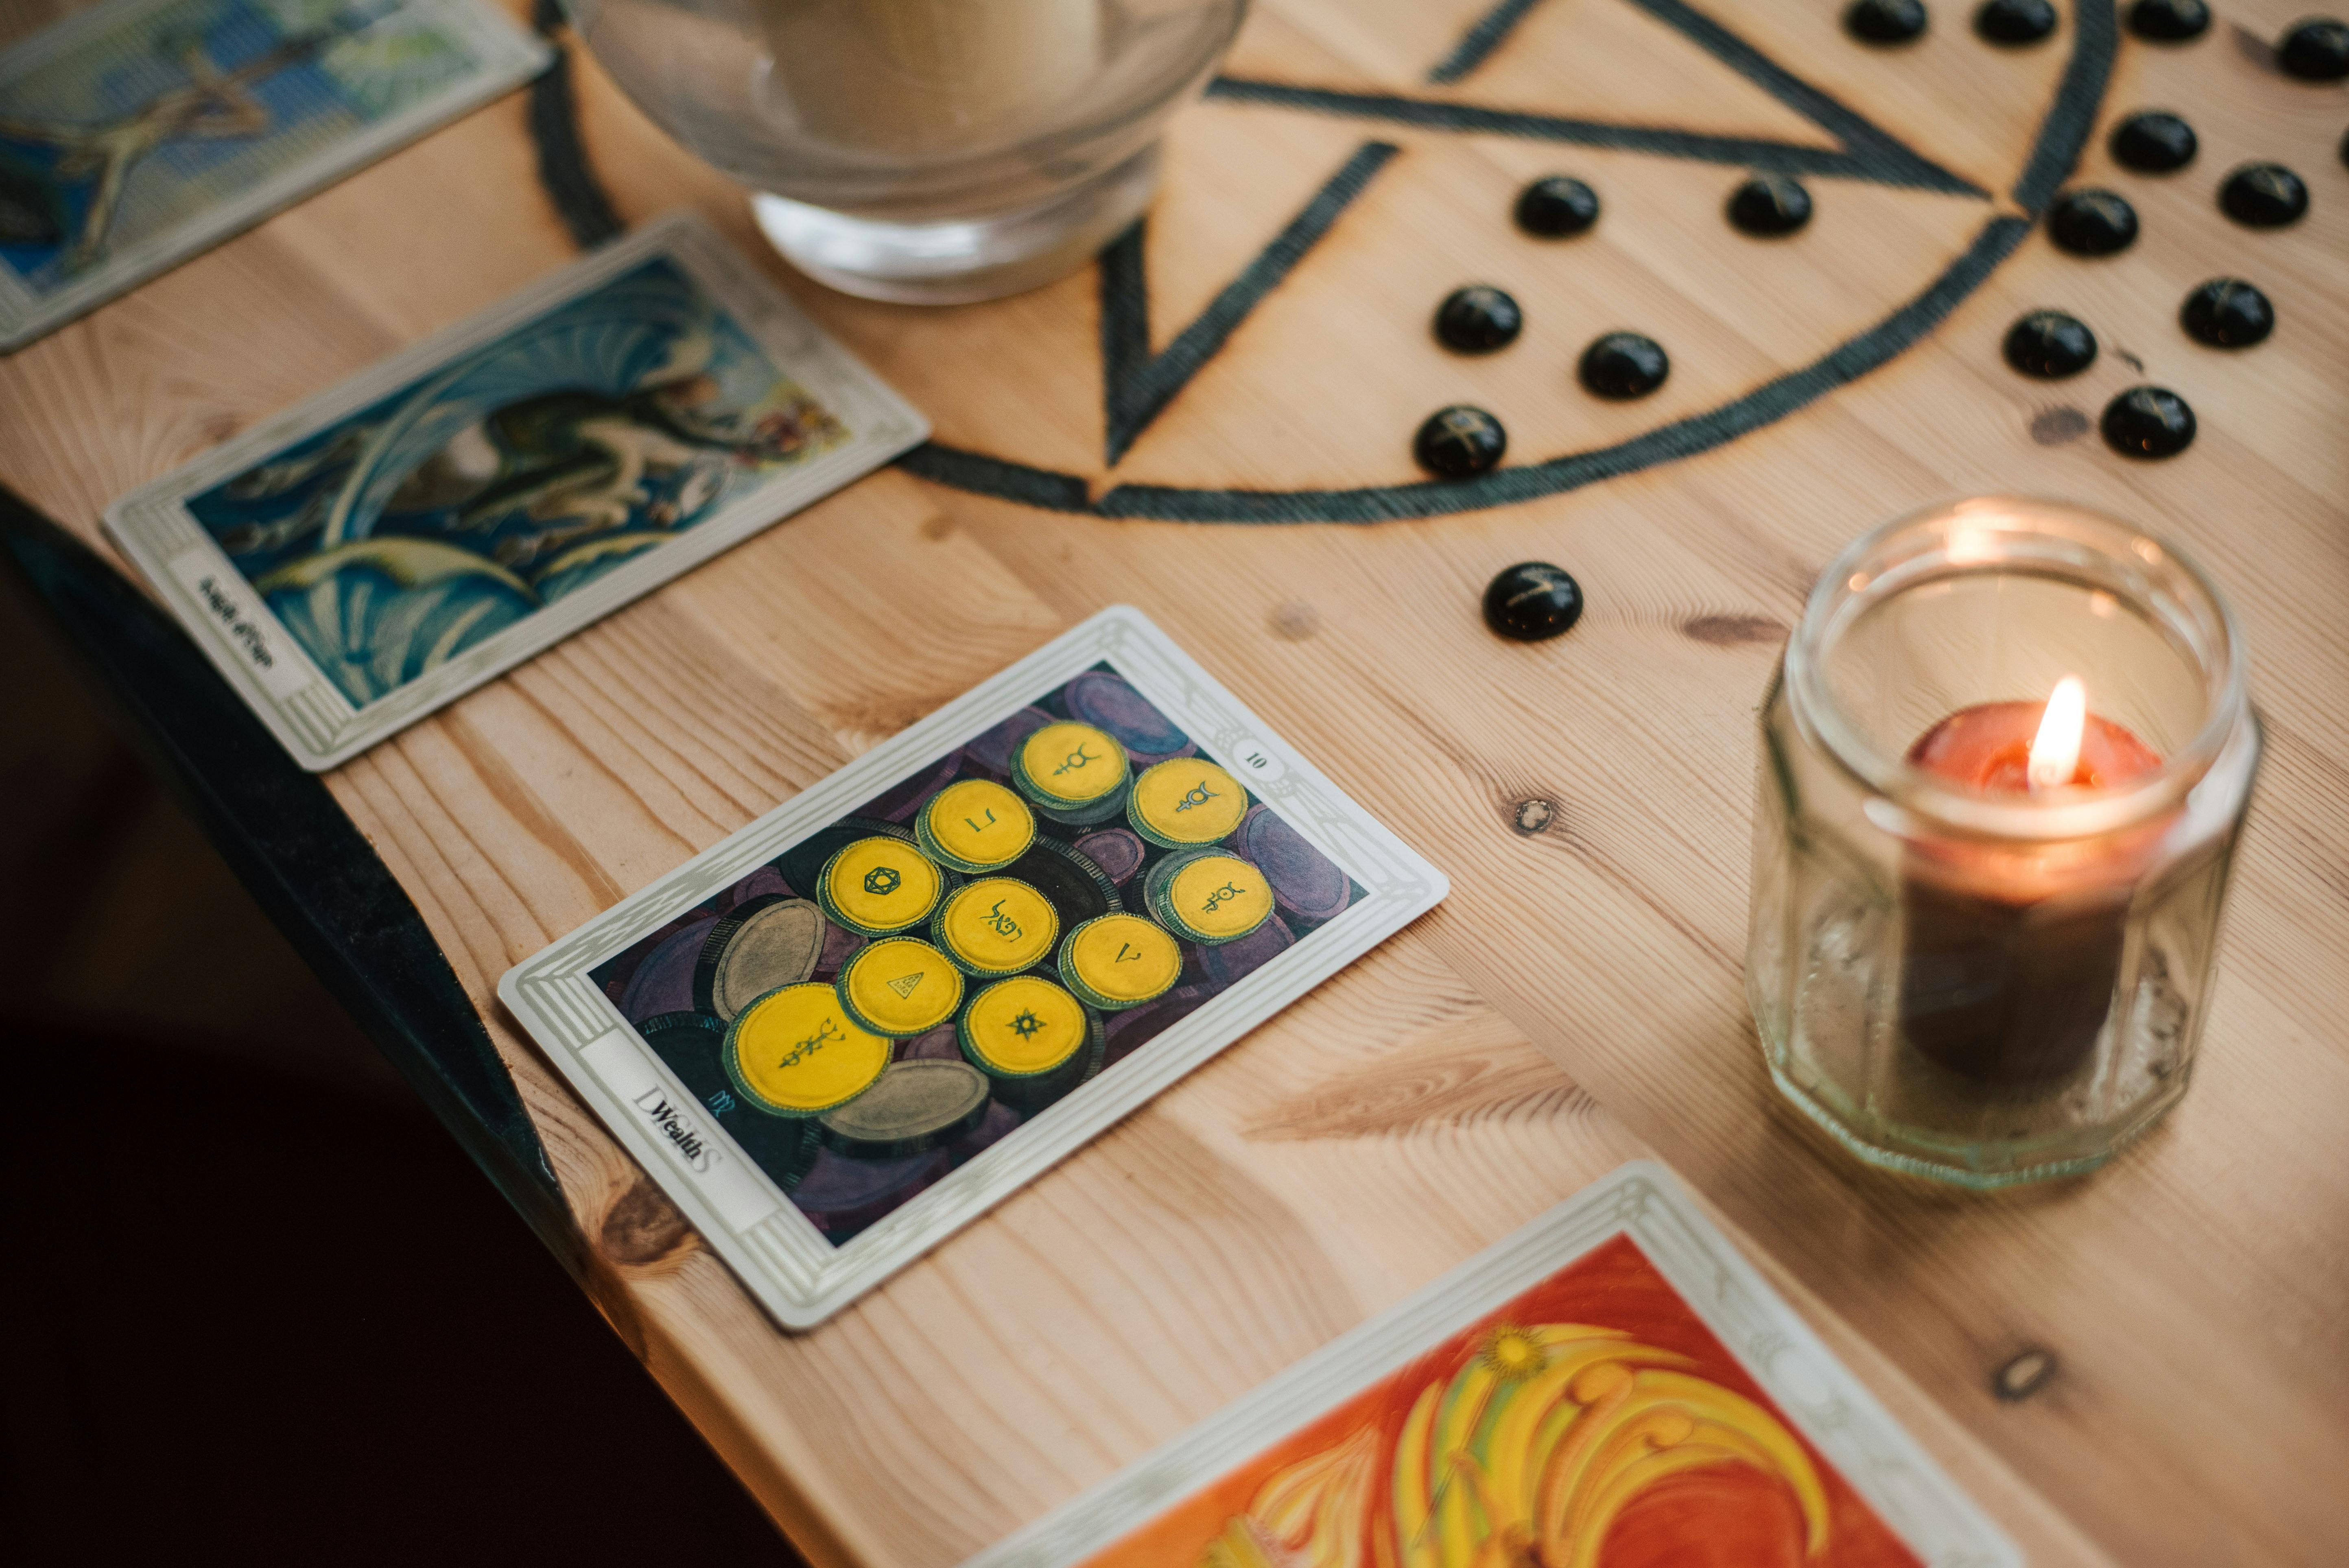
959, 975, 1089, 1078
1017, 721, 1129, 805
818, 835, 943, 935
933, 876, 1060, 977
723, 983, 890, 1117
1058, 913, 1182, 1010
1128, 757, 1249, 846
838, 937, 965, 1037
918, 778, 1036, 872
1156, 853, 1274, 944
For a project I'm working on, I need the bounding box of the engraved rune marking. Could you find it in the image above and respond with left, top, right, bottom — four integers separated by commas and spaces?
1052, 743, 1101, 777
964, 806, 998, 833
1114, 942, 1142, 962
1504, 565, 1573, 613
1200, 881, 1244, 914
863, 865, 902, 896
777, 1017, 844, 1070
886, 971, 925, 999
1009, 1009, 1044, 1040
982, 899, 1023, 940
1173, 780, 1221, 812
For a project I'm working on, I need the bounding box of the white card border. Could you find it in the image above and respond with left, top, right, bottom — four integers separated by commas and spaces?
103, 210, 930, 770
0, 0, 553, 349
498, 605, 1452, 1329
960, 1161, 2024, 1568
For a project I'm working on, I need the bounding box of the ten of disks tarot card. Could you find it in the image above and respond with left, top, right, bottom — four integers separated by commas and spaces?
499, 607, 1450, 1328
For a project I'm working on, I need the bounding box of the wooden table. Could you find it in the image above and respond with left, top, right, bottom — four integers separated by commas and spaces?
4, 0, 2345, 1562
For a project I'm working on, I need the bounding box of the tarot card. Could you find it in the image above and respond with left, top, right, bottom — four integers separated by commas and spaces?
965, 1162, 2021, 1568
105, 211, 929, 769
0, 0, 550, 349
498, 606, 1449, 1328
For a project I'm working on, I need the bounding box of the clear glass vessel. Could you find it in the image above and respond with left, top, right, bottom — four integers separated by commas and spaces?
1747, 498, 2261, 1187
562, 0, 1249, 302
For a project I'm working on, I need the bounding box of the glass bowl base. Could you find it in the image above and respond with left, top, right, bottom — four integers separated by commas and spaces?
751, 143, 1160, 305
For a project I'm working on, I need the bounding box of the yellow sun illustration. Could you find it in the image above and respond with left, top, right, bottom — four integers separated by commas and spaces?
1475, 1325, 1548, 1384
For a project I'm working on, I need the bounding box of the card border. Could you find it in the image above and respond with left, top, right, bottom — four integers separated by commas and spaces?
960, 1160, 2023, 1568
0, 0, 553, 349
103, 209, 930, 770
497, 605, 1452, 1329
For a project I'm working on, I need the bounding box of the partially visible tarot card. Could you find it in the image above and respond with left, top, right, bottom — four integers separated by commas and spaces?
107, 211, 929, 769
966, 1162, 2022, 1568
0, 0, 551, 349
499, 606, 1450, 1328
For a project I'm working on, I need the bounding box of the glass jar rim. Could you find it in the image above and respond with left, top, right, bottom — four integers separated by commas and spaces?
1785, 497, 2249, 841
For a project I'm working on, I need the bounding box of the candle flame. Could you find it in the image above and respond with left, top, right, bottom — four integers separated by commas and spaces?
2028, 676, 2087, 792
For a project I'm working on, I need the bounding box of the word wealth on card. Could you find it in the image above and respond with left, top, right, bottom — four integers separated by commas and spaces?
499, 608, 1449, 1328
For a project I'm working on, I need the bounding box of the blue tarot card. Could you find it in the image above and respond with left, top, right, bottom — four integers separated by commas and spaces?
105, 212, 929, 768
0, 0, 549, 347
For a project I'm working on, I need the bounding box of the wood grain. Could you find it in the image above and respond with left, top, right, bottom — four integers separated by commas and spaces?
4, 0, 2344, 1563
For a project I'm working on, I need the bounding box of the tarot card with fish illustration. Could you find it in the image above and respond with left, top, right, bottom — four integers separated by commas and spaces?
498, 606, 1449, 1328
964, 1163, 2021, 1568
0, 0, 549, 349
106, 211, 928, 769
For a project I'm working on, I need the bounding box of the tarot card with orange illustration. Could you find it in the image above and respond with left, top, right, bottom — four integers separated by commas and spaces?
966, 1164, 2019, 1568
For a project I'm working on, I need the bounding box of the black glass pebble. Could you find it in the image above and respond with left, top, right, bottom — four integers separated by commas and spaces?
2003, 310, 2098, 377
2220, 162, 2309, 227
1414, 405, 1507, 478
1482, 563, 1585, 642
1514, 175, 1601, 238
2047, 189, 2139, 254
1727, 175, 1813, 236
2278, 17, 2349, 79
1847, 0, 1929, 42
1434, 286, 1523, 354
1578, 332, 1670, 399
2101, 387, 2197, 458
2126, 0, 2209, 39
2180, 278, 2275, 347
1977, 0, 2057, 44
2110, 111, 2198, 173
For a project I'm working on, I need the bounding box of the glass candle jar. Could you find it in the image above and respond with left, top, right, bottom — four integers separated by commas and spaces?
1746, 499, 2261, 1186
563, 0, 1250, 303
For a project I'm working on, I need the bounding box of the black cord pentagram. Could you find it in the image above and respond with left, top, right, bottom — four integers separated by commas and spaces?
529, 0, 2116, 524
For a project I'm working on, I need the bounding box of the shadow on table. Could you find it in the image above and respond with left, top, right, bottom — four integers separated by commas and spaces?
0, 557, 802, 1566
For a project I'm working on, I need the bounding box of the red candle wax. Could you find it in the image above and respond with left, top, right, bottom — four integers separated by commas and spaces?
1897, 698, 2164, 1084
1906, 700, 2162, 795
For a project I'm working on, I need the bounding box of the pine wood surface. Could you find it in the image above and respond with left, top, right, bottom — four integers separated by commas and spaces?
2, 0, 2345, 1562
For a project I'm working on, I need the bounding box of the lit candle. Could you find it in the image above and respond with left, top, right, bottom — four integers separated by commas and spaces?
1897, 677, 2166, 1084
1748, 499, 2263, 1185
